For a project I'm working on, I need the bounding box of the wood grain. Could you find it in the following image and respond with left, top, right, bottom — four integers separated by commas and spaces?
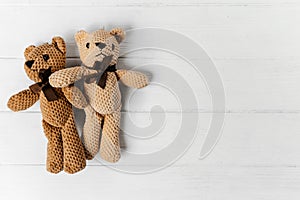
3, 57, 300, 112
1, 1, 300, 199
0, 6, 300, 60
1, 113, 300, 199
1, 0, 300, 6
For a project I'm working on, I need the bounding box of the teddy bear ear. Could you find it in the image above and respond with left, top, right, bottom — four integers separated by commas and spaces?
52, 36, 66, 54
75, 30, 88, 44
24, 45, 35, 59
110, 28, 125, 43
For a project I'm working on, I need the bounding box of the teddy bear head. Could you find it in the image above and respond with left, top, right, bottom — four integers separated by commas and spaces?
24, 37, 66, 82
74, 28, 125, 69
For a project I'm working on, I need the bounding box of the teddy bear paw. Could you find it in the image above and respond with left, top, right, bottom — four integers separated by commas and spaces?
47, 161, 63, 174
64, 161, 86, 174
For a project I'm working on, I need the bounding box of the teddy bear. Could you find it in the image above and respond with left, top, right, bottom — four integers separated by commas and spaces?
49, 28, 149, 163
7, 37, 87, 174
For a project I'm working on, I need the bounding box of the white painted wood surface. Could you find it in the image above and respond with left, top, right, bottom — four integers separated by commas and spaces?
1, 0, 300, 199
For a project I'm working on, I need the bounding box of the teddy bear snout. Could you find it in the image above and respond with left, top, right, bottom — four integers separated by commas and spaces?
92, 55, 113, 70
96, 42, 106, 49
39, 68, 46, 74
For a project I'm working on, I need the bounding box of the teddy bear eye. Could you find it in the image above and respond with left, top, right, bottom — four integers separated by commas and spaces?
86, 43, 90, 49
43, 54, 50, 61
112, 44, 115, 50
25, 60, 34, 68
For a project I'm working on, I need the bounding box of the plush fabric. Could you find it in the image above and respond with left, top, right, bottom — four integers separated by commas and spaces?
50, 28, 148, 163
7, 37, 87, 174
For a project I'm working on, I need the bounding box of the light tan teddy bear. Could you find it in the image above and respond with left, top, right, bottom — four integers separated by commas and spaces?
49, 28, 148, 162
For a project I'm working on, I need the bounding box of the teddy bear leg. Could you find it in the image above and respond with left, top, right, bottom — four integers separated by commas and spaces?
61, 114, 86, 174
82, 105, 103, 160
42, 120, 64, 174
99, 110, 121, 163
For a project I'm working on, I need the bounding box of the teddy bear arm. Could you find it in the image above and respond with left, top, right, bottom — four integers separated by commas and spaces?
62, 86, 88, 109
7, 89, 40, 112
116, 69, 149, 88
49, 66, 84, 88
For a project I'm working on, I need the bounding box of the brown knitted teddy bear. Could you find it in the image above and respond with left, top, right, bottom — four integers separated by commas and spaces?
49, 28, 148, 163
7, 37, 87, 174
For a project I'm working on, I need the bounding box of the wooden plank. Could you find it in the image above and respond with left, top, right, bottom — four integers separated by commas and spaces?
0, 112, 208, 165
0, 58, 210, 112
1, 1, 300, 199
0, 6, 299, 61
2, 112, 300, 168
1, 110, 300, 199
2, 58, 300, 112
1, 0, 299, 6
1, 165, 300, 200
0, 113, 300, 200
1, 112, 300, 199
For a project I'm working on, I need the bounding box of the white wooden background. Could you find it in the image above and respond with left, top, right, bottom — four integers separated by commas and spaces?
1, 0, 300, 199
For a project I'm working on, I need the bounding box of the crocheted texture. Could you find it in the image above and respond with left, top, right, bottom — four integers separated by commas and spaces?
84, 71, 121, 114
49, 66, 83, 88
7, 89, 39, 112
100, 106, 121, 163
43, 120, 64, 173
50, 28, 149, 163
116, 69, 148, 88
62, 86, 88, 109
7, 37, 86, 174
82, 105, 103, 159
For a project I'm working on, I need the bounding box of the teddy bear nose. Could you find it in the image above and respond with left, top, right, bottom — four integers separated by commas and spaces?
95, 42, 106, 49
25, 60, 34, 68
